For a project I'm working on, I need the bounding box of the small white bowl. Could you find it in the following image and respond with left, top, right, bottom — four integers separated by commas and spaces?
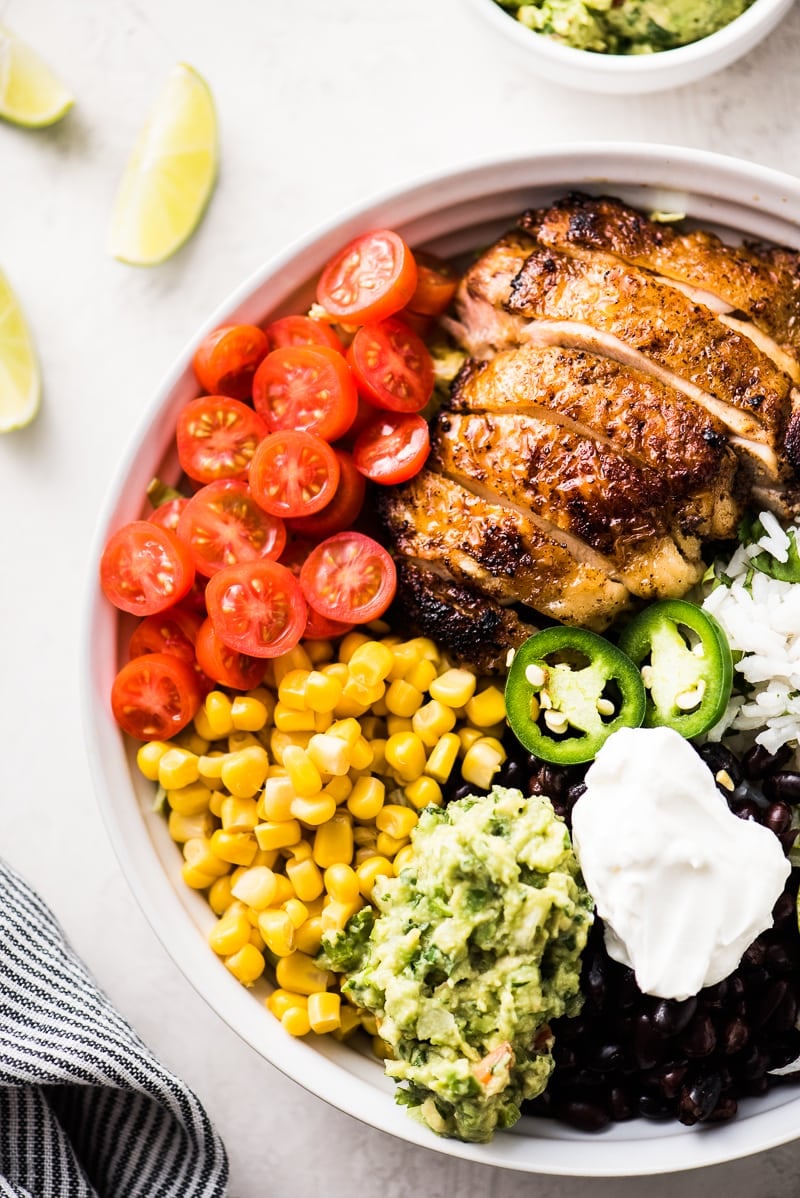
84, 143, 800, 1177
469, 0, 794, 92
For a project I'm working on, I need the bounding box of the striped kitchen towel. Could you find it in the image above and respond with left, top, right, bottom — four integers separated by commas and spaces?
0, 861, 229, 1197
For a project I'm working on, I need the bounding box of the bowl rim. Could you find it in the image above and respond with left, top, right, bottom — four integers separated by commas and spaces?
83, 142, 800, 1177
468, 0, 793, 72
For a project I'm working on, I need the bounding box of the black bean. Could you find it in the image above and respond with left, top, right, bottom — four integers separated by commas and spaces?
557, 1101, 611, 1132
765, 944, 795, 977
707, 1094, 738, 1122
779, 828, 798, 855
739, 1044, 769, 1081
608, 1085, 636, 1121
743, 742, 793, 780
634, 1013, 663, 1070
681, 1014, 716, 1058
618, 968, 640, 1009
585, 956, 609, 1009
769, 988, 798, 1034
764, 771, 800, 805
588, 1042, 623, 1072
652, 996, 698, 1036
678, 1073, 722, 1125
772, 892, 796, 928
698, 743, 743, 788
701, 979, 729, 1008
451, 783, 477, 803
765, 1029, 800, 1070
647, 1065, 687, 1099
763, 802, 793, 837
638, 1093, 674, 1119
567, 781, 587, 807
497, 758, 526, 790
722, 1016, 750, 1054
740, 941, 766, 970
735, 799, 761, 822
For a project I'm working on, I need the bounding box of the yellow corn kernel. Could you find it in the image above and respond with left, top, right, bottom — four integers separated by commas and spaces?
321, 660, 349, 684
273, 644, 313, 687
269, 728, 311, 765
136, 740, 171, 781
284, 838, 312, 862
267, 988, 308, 1019
327, 718, 361, 750
285, 856, 324, 903
347, 776, 385, 821
393, 844, 415, 875
376, 804, 418, 840
308, 991, 341, 1034
282, 745, 323, 797
372, 1036, 394, 1060
181, 864, 217, 890
338, 631, 371, 664
307, 732, 350, 777
197, 752, 227, 780
253, 847, 280, 870
404, 658, 438, 693
254, 819, 301, 852
387, 642, 420, 680
249, 927, 266, 952
208, 875, 234, 916
172, 727, 210, 756
294, 915, 324, 955
220, 795, 259, 833
386, 715, 413, 737
424, 733, 461, 785
407, 636, 440, 663
369, 738, 387, 773
333, 691, 369, 719
278, 668, 310, 711
305, 639, 334, 665
204, 691, 235, 738
457, 726, 483, 755
220, 747, 269, 799
210, 829, 258, 867
282, 897, 309, 929
276, 951, 330, 996
371, 697, 389, 717
273, 875, 296, 905
323, 863, 361, 904
377, 831, 409, 859
281, 1006, 311, 1037
259, 775, 295, 822
385, 679, 424, 718
157, 747, 199, 791
312, 811, 354, 868
192, 705, 217, 742
321, 897, 363, 934
166, 782, 211, 816
332, 1005, 363, 1040
209, 905, 251, 956
183, 837, 231, 879
361, 1014, 379, 1036
230, 694, 269, 732
227, 730, 262, 753
465, 685, 506, 728
313, 710, 333, 734
168, 809, 214, 844
303, 670, 343, 714
404, 775, 442, 810
347, 641, 395, 689
290, 793, 337, 828
323, 775, 352, 804
257, 908, 296, 956
208, 791, 225, 818
355, 855, 394, 899
231, 865, 278, 910
354, 844, 378, 866
412, 699, 456, 748
461, 737, 506, 790
359, 716, 384, 741
273, 703, 316, 733
224, 943, 265, 986
384, 732, 426, 782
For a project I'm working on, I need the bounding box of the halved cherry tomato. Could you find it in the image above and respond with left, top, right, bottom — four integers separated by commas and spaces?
177, 479, 287, 578
128, 607, 203, 663
194, 618, 266, 690
264, 314, 344, 355
279, 541, 355, 640
317, 230, 417, 325
397, 309, 434, 339
249, 430, 340, 519
206, 560, 307, 658
287, 450, 366, 539
148, 496, 188, 534
300, 532, 396, 624
353, 411, 430, 485
100, 522, 195, 616
252, 346, 357, 442
347, 318, 434, 413
111, 652, 202, 741
192, 324, 269, 399
176, 396, 269, 485
407, 251, 459, 317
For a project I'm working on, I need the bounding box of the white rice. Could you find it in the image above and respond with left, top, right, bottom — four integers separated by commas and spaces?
702, 515, 800, 755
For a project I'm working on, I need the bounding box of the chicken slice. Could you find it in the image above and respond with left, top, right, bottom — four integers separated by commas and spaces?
449, 345, 740, 539
376, 471, 630, 630
392, 561, 534, 673
432, 411, 704, 599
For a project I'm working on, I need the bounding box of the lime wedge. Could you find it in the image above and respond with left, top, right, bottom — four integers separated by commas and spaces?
0, 25, 74, 128
108, 63, 218, 266
0, 270, 41, 432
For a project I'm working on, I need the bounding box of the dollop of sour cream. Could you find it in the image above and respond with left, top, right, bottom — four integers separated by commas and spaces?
571, 726, 790, 1001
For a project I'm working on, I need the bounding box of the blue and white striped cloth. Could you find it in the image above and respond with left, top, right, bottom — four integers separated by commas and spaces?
0, 862, 228, 1197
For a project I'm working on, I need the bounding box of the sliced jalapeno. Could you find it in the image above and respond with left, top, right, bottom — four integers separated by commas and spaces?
505, 627, 646, 766
618, 599, 733, 740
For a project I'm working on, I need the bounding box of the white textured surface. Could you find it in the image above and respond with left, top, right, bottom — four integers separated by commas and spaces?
1, 1, 800, 1194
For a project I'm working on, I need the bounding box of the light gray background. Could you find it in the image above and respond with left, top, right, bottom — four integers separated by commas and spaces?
2, 0, 800, 1193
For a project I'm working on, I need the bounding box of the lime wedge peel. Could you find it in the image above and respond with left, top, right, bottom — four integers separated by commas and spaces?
0, 270, 41, 433
0, 25, 74, 128
108, 63, 218, 267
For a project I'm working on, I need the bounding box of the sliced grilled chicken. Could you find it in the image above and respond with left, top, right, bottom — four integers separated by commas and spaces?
377, 470, 630, 630
392, 561, 534, 673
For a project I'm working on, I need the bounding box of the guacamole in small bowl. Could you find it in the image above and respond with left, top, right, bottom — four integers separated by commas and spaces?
496, 0, 754, 53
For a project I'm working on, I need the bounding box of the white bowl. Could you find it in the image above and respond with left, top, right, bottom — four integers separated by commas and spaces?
468, 0, 794, 92
84, 143, 800, 1177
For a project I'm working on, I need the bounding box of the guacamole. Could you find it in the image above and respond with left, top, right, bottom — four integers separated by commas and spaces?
497, 0, 753, 54
333, 787, 593, 1142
